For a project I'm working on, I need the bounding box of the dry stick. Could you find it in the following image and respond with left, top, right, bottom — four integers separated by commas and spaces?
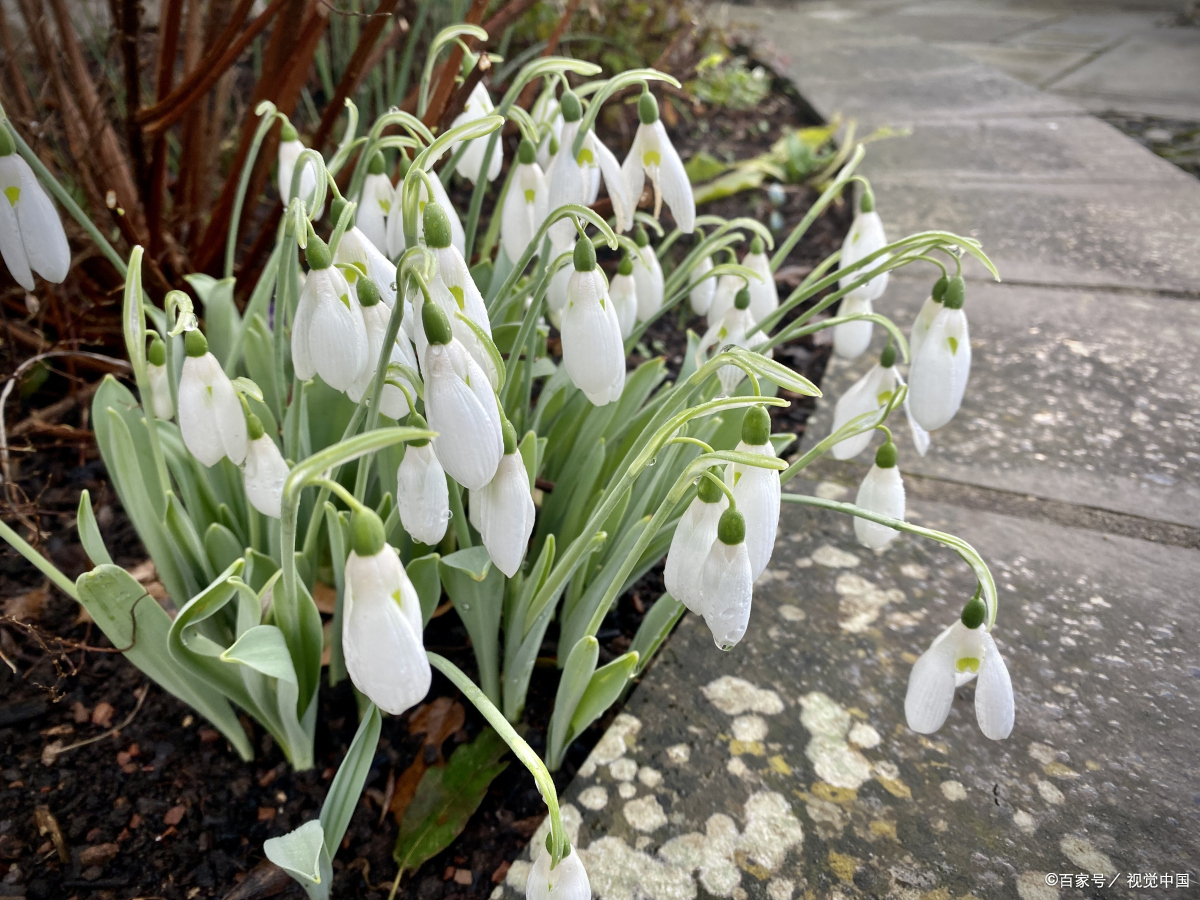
0, 3, 35, 120
42, 683, 150, 765
146, 0, 185, 264
420, 0, 491, 128
119, 0, 149, 204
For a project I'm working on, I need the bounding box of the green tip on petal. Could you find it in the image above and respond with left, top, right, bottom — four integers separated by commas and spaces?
246, 413, 265, 441
618, 255, 633, 276
717, 507, 746, 546
280, 120, 298, 142
356, 276, 381, 307
960, 589, 986, 630
0, 126, 14, 157
874, 440, 898, 469
573, 236, 596, 272
638, 89, 659, 125
518, 139, 536, 165
407, 411, 431, 447
147, 336, 166, 366
734, 287, 751, 310
880, 343, 896, 368
634, 226, 649, 248
741, 405, 771, 446
931, 275, 948, 303
560, 91, 582, 123
697, 468, 724, 504
184, 329, 208, 358
368, 151, 386, 175
943, 276, 966, 310
422, 300, 453, 345
750, 235, 764, 255
305, 232, 332, 270
859, 185, 875, 214
423, 202, 452, 249
351, 508, 387, 557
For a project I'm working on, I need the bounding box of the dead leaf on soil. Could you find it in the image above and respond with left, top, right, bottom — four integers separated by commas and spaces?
33, 805, 68, 862
388, 697, 467, 824
312, 582, 337, 615
3, 583, 47, 621
221, 858, 292, 900
91, 701, 115, 727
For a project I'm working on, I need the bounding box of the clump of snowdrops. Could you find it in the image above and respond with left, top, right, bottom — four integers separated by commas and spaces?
0, 38, 1015, 899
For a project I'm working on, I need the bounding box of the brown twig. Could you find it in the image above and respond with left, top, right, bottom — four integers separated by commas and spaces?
517, 0, 582, 109
0, 2, 36, 121
146, 0, 185, 264
420, 0, 490, 128
120, 0, 149, 204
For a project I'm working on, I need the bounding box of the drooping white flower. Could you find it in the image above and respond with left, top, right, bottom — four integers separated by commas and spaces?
385, 164, 465, 259
854, 440, 905, 550
908, 277, 971, 432
526, 846, 590, 900
705, 272, 745, 327
449, 82, 503, 184
544, 235, 574, 328
621, 89, 694, 233
892, 365, 931, 457
664, 470, 727, 614
696, 288, 756, 396
908, 276, 947, 364
631, 227, 665, 323
342, 510, 431, 716
242, 415, 289, 519
905, 595, 1013, 740
688, 253, 716, 315
420, 302, 503, 491
530, 87, 564, 172
177, 330, 247, 467
560, 237, 626, 406
0, 133, 70, 291
345, 275, 417, 420
699, 507, 755, 650
476, 423, 535, 577
335, 226, 397, 308
546, 91, 633, 243
291, 234, 368, 391
500, 139, 550, 264
146, 336, 174, 420
276, 121, 323, 216
833, 191, 889, 359
355, 152, 394, 256
728, 406, 780, 579
396, 423, 450, 547
742, 237, 778, 323
609, 254, 638, 339
829, 344, 902, 461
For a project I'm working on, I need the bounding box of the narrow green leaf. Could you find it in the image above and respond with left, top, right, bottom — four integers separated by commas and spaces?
204, 522, 244, 574
407, 553, 442, 625
221, 625, 298, 683
567, 651, 640, 742
321, 704, 382, 855
629, 594, 686, 675
546, 636, 599, 769
76, 490, 113, 566
439, 551, 504, 704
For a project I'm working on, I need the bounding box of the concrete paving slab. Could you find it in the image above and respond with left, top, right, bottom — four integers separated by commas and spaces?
939, 42, 1093, 87
497, 498, 1200, 900
802, 277, 1200, 528
1011, 10, 1164, 49
863, 4, 1064, 44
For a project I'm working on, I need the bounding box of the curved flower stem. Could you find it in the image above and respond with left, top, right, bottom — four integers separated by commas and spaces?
427, 652, 571, 863
122, 247, 172, 496
769, 144, 864, 272
757, 311, 910, 361
625, 261, 760, 353
571, 69, 681, 158
226, 102, 284, 278
780, 494, 998, 628
777, 389, 904, 486
418, 24, 488, 119
0, 519, 79, 600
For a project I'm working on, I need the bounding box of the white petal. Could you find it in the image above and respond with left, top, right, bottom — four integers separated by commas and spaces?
908, 295, 941, 364
0, 158, 33, 290
908, 307, 971, 432
527, 847, 590, 900
500, 163, 546, 263
561, 269, 626, 404
336, 226, 398, 308
547, 134, 587, 247
700, 540, 754, 650
632, 245, 664, 322
11, 156, 69, 283
290, 274, 319, 381
608, 273, 638, 339
689, 255, 716, 315
651, 120, 695, 233
833, 295, 873, 360
975, 632, 1015, 740
620, 126, 647, 224
147, 362, 174, 420
894, 368, 932, 457
854, 463, 905, 549
478, 453, 535, 577
730, 442, 781, 579
904, 626, 959, 734
243, 434, 289, 518
355, 173, 393, 258
705, 274, 744, 327
177, 355, 224, 467
277, 139, 302, 203
347, 302, 387, 403
838, 210, 889, 301
397, 443, 450, 546
590, 133, 633, 233
743, 251, 778, 322
424, 342, 503, 490
664, 495, 726, 614
308, 270, 369, 391
211, 366, 248, 465
829, 365, 888, 461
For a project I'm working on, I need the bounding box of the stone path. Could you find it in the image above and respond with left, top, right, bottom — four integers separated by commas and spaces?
497, 4, 1200, 900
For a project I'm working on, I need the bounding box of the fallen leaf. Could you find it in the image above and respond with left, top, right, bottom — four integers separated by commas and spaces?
92, 702, 115, 728
163, 805, 186, 826
79, 842, 119, 867
312, 582, 337, 614
33, 805, 68, 862
409, 697, 465, 745
222, 858, 292, 900
257, 807, 276, 822
3, 584, 47, 621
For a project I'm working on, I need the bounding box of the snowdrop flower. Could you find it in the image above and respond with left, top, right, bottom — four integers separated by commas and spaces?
146, 336, 174, 420
420, 301, 503, 491
905, 592, 1014, 740
699, 507, 754, 650
544, 235, 574, 328
609, 254, 638, 339
833, 190, 889, 359
621, 89, 694, 233
475, 419, 535, 577
631, 226, 665, 323
276, 121, 322, 216
526, 845, 590, 900
385, 162, 465, 258
664, 469, 727, 614
742, 237, 778, 322
688, 253, 716, 315
829, 345, 930, 459
178, 330, 247, 467
396, 413, 450, 547
854, 439, 905, 550
342, 508, 431, 716
530, 88, 564, 172
705, 272, 744, 327
560, 236, 626, 406
355, 152, 394, 256
500, 140, 549, 264
291, 232, 368, 391
242, 414, 289, 518
908, 276, 971, 432
449, 82, 503, 184
345, 275, 417, 420
546, 91, 633, 243
696, 288, 756, 396
335, 225, 397, 308
0, 127, 69, 291
908, 275, 947, 364
729, 406, 780, 579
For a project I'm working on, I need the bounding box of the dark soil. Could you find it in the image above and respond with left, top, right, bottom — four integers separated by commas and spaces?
0, 62, 848, 900
1100, 112, 1200, 180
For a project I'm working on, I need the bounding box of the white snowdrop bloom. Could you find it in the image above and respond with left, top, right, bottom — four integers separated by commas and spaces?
546, 91, 633, 243
448, 81, 503, 184
621, 90, 694, 233
832, 294, 874, 360
908, 276, 947, 364
631, 227, 665, 322
728, 406, 780, 579
696, 288, 756, 396
905, 595, 1014, 740
385, 165, 465, 259
526, 846, 591, 900
560, 237, 626, 406
335, 225, 398, 308
664, 471, 727, 614
742, 237, 778, 322
177, 330, 247, 467
396, 422, 450, 546
420, 302, 503, 491
892, 365, 931, 457
705, 272, 745, 327
342, 510, 431, 716
145, 337, 174, 420
854, 440, 905, 550
476, 423, 535, 577
833, 192, 890, 359
276, 121, 323, 216
829, 344, 902, 461
0, 131, 70, 291
500, 140, 549, 264
345, 275, 417, 420
241, 415, 289, 519
355, 152, 394, 256
699, 507, 755, 650
688, 253, 717, 315
609, 255, 638, 339
530, 88, 564, 172
291, 234, 368, 391
908, 277, 971, 432
544, 235, 575, 328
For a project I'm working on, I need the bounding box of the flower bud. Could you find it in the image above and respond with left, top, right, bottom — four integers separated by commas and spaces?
0, 127, 14, 157
423, 202, 453, 249
559, 90, 582, 123
875, 439, 898, 468
638, 89, 659, 125
148, 336, 166, 366
618, 255, 633, 277
356, 274, 381, 308
717, 507, 746, 546
368, 150, 386, 175
750, 235, 764, 255
931, 275, 948, 303
733, 287, 751, 311
351, 508, 387, 557
421, 298, 453, 346
880, 343, 896, 368
280, 120, 298, 142
943, 276, 965, 310
185, 329, 208, 357
573, 236, 596, 272
635, 225, 649, 248
741, 405, 771, 446
518, 139, 537, 165
961, 590, 986, 630
305, 232, 332, 270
